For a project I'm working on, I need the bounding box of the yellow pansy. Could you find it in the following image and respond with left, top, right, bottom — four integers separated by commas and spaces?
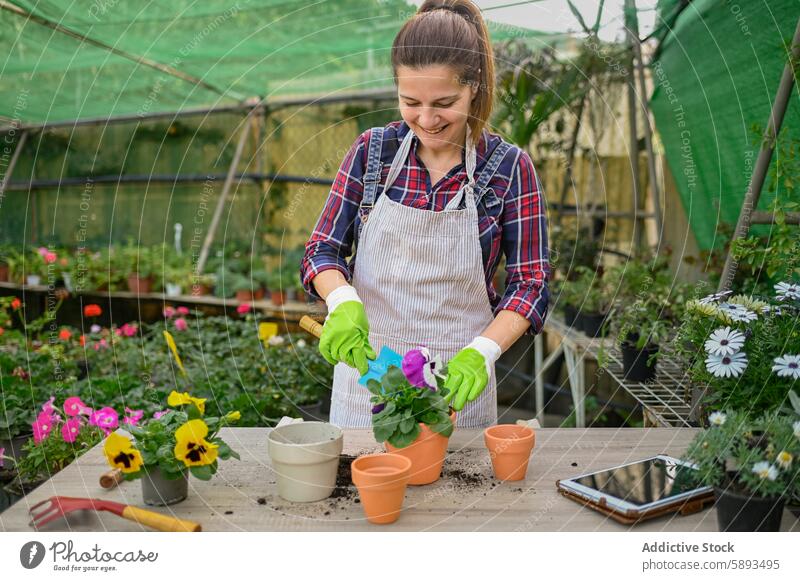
103, 432, 143, 474
163, 330, 187, 377
167, 390, 206, 414
174, 419, 219, 467
225, 411, 241, 422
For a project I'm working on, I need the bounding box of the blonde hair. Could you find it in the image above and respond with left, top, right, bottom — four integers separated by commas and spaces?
391, 0, 494, 146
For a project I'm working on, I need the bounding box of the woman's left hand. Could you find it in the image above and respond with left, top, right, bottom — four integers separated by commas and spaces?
443, 337, 502, 411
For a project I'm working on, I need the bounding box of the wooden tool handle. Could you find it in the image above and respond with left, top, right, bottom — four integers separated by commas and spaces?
121, 505, 202, 532
299, 315, 323, 338
100, 469, 124, 489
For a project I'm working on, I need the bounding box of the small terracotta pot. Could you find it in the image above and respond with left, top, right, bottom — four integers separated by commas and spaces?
0, 263, 9, 282
384, 411, 456, 485
271, 290, 286, 306
127, 274, 153, 294
235, 289, 254, 302
484, 424, 535, 481
351, 453, 412, 524
253, 287, 265, 301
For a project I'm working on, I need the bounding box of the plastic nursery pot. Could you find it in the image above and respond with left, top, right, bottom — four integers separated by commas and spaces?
563, 305, 578, 327
621, 343, 659, 382
267, 421, 343, 502
271, 290, 286, 306
351, 453, 412, 525
384, 411, 456, 485
235, 289, 254, 302
484, 424, 535, 481
580, 311, 607, 337
141, 466, 189, 506
713, 487, 785, 532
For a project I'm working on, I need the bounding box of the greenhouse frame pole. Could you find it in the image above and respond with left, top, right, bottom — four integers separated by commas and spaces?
718, 15, 800, 292
624, 0, 643, 250
0, 129, 28, 198
196, 107, 259, 274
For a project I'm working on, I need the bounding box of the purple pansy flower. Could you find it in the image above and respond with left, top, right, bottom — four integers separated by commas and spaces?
371, 403, 385, 414
401, 347, 444, 390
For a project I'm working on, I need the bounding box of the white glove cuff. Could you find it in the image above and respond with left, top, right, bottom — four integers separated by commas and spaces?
325, 285, 362, 314
467, 336, 502, 368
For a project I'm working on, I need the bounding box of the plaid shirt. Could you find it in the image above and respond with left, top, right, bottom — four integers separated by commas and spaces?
300, 120, 549, 335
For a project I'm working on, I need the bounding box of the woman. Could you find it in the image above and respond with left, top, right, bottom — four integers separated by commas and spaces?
300, 0, 549, 428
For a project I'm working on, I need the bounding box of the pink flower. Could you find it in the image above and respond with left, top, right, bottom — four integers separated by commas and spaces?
153, 410, 168, 420
163, 306, 176, 318
121, 323, 137, 337
89, 407, 118, 436
123, 407, 144, 426
174, 317, 188, 331
176, 306, 190, 315
64, 396, 90, 417
61, 417, 82, 443
99, 338, 108, 348
237, 303, 252, 314
32, 415, 54, 444
44, 252, 57, 264
40, 396, 58, 417
36, 247, 48, 257
115, 327, 123, 336
0, 447, 5, 468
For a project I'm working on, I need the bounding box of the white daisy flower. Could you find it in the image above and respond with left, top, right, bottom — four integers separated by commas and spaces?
705, 351, 748, 378
718, 302, 758, 323
752, 461, 778, 481
698, 290, 732, 305
775, 281, 800, 301
776, 451, 793, 469
708, 411, 726, 426
704, 327, 746, 356
794, 421, 800, 439
761, 304, 783, 316
268, 335, 285, 346
772, 354, 800, 379
296, 339, 307, 348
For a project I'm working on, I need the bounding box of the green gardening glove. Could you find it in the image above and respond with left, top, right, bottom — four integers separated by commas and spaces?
443, 337, 502, 411
318, 286, 376, 376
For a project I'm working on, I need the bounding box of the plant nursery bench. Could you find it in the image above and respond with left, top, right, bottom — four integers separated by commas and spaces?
1, 427, 797, 532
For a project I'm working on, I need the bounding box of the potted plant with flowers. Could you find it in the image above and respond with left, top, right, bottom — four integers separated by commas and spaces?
683, 408, 799, 531
2, 396, 107, 502
103, 390, 241, 506
676, 282, 800, 418
368, 347, 455, 485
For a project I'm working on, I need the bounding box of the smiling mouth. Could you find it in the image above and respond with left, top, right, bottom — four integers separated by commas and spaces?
419, 124, 449, 135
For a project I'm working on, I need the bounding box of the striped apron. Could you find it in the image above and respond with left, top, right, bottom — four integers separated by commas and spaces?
329, 125, 511, 429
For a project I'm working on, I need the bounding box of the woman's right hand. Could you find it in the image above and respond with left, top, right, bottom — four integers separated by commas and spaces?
318, 285, 376, 375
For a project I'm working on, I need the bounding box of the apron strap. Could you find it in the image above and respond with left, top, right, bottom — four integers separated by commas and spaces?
473, 140, 513, 210
360, 126, 385, 210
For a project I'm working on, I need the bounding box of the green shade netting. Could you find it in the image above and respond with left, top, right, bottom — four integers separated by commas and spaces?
649, 0, 800, 250
0, 0, 560, 125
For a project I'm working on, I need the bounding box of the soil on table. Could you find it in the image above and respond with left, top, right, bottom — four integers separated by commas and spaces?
259, 447, 528, 520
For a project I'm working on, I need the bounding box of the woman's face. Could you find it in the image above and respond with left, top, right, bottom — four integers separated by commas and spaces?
396, 64, 477, 154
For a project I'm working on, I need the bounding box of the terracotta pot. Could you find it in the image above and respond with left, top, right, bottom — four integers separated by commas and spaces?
384, 411, 456, 485
271, 290, 286, 306
484, 424, 535, 481
0, 263, 9, 282
127, 274, 153, 294
253, 287, 265, 301
235, 289, 254, 302
351, 453, 412, 524
192, 284, 212, 296
268, 421, 343, 502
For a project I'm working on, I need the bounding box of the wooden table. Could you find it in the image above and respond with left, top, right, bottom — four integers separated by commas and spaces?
1, 427, 797, 532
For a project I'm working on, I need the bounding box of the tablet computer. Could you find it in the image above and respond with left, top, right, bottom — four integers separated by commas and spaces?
556, 455, 715, 524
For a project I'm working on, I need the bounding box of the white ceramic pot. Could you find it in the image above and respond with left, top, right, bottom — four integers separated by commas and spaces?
26, 274, 41, 286
165, 283, 182, 297
267, 421, 343, 502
